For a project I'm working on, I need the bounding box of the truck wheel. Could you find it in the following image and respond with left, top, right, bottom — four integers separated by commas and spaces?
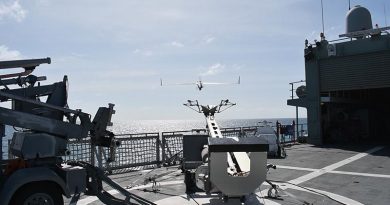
11, 182, 64, 205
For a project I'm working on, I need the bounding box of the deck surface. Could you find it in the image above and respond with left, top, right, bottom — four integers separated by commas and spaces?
66, 144, 390, 205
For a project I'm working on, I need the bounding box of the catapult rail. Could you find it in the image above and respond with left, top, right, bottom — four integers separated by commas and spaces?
0, 90, 89, 116
0, 58, 51, 69
0, 58, 51, 78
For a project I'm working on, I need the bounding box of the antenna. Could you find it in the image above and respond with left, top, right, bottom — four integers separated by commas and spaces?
385, 3, 388, 27
348, 0, 351, 10
321, 0, 325, 35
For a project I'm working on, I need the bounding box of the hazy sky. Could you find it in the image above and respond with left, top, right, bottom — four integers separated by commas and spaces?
0, 0, 388, 122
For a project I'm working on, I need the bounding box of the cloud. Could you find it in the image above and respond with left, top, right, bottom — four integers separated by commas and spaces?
306, 30, 317, 40
0, 45, 22, 60
200, 63, 225, 76
0, 1, 26, 22
97, 69, 157, 78
306, 25, 343, 42
202, 36, 215, 44
133, 49, 141, 54
55, 52, 87, 63
170, 41, 184, 48
133, 49, 153, 56
232, 64, 244, 71
71, 80, 158, 93
325, 25, 343, 40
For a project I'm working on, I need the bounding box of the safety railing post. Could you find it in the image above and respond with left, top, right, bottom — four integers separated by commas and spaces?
0, 124, 4, 163
156, 134, 161, 167
90, 144, 95, 166
96, 147, 103, 169
276, 121, 280, 145
161, 134, 166, 164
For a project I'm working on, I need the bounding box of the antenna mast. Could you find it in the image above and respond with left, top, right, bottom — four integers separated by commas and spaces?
349, 0, 351, 10
321, 0, 325, 35
385, 3, 388, 27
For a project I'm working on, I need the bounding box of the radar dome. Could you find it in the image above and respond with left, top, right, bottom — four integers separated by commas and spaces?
346, 5, 373, 34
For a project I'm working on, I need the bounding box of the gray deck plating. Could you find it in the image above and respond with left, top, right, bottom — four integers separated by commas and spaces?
67, 144, 390, 205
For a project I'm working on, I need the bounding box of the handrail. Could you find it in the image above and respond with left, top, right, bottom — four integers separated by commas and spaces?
289, 80, 306, 99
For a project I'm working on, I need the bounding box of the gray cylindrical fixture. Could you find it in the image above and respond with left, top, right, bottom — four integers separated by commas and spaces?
296, 85, 307, 98
346, 5, 373, 34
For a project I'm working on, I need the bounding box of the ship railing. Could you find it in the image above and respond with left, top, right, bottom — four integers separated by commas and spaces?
93, 133, 160, 174
289, 80, 306, 99
288, 80, 306, 140
5, 124, 304, 174
276, 122, 308, 145
160, 127, 259, 166
161, 129, 207, 166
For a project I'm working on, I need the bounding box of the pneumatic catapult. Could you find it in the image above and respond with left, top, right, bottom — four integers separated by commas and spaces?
0, 58, 155, 205
182, 99, 269, 203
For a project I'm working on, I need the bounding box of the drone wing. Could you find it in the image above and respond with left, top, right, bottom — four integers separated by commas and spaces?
172, 83, 197, 85
160, 76, 239, 91
201, 82, 230, 85
202, 76, 240, 85
161, 78, 196, 86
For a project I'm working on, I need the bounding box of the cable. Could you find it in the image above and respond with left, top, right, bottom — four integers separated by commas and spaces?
0, 79, 10, 90
126, 166, 180, 191
13, 126, 24, 132
255, 189, 266, 205
163, 150, 183, 166
188, 194, 200, 205
156, 173, 182, 182
256, 188, 304, 205
281, 189, 312, 205
268, 180, 348, 205
125, 167, 159, 189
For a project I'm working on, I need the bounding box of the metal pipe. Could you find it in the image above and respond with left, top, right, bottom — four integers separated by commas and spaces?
296, 107, 299, 142
0, 124, 4, 174
291, 83, 294, 99
321, 0, 325, 35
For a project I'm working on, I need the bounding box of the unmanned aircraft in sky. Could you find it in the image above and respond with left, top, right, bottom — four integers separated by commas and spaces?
160, 76, 240, 91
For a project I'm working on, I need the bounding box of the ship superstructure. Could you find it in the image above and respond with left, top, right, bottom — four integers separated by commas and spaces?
288, 5, 390, 144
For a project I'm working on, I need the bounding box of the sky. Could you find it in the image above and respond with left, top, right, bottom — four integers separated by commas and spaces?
0, 0, 388, 122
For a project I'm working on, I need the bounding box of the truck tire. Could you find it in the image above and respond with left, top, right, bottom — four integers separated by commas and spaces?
10, 182, 64, 205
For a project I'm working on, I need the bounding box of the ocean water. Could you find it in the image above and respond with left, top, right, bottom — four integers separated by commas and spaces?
112, 118, 303, 134
1, 118, 306, 159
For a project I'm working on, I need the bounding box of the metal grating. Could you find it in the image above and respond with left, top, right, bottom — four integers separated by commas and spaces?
161, 127, 260, 164
7, 140, 14, 159
99, 133, 160, 173
162, 131, 188, 164
161, 129, 208, 164
220, 127, 242, 138
241, 127, 258, 137
64, 138, 92, 164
